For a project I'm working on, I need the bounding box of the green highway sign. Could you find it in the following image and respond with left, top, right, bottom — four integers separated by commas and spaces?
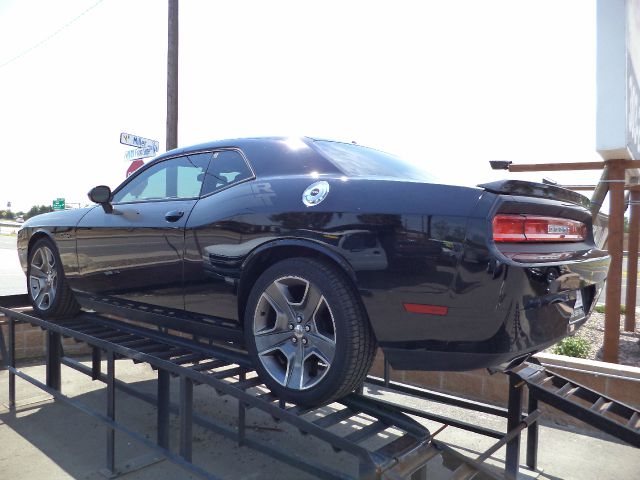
52, 198, 65, 210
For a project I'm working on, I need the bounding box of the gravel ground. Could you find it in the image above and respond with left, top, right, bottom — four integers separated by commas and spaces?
545, 311, 640, 368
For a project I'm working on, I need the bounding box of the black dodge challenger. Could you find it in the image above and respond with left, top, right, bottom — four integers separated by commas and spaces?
17, 137, 610, 405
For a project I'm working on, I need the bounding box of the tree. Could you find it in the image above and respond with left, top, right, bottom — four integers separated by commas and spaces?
23, 205, 53, 221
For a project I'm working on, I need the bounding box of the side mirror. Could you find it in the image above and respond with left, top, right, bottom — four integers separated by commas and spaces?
88, 185, 113, 213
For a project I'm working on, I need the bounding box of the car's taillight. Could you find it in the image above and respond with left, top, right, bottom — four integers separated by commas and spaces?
493, 214, 587, 242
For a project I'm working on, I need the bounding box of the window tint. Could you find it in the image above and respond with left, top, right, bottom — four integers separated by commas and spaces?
113, 153, 211, 203
312, 141, 434, 182
201, 150, 252, 195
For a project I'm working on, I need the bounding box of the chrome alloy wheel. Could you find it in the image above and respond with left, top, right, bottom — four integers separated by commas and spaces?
253, 276, 337, 390
29, 245, 58, 311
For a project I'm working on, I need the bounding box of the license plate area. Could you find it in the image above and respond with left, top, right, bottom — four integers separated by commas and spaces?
570, 289, 585, 323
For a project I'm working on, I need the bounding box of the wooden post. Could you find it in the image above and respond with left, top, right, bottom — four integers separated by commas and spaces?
166, 0, 179, 151
603, 159, 625, 363
625, 188, 640, 332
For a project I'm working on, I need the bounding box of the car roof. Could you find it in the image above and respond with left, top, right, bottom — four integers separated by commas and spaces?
149, 136, 341, 177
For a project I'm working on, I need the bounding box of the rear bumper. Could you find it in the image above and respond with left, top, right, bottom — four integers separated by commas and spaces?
382, 314, 588, 372
368, 253, 608, 372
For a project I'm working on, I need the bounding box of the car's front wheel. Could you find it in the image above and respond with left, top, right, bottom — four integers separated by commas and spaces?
28, 238, 80, 319
244, 257, 376, 406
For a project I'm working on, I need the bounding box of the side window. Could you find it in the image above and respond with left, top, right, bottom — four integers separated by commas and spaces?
113, 153, 211, 203
201, 150, 252, 196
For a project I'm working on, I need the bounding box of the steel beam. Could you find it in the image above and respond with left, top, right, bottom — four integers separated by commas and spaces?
158, 369, 171, 449
46, 331, 62, 391
525, 394, 539, 471
91, 347, 101, 380
179, 376, 193, 462
8, 317, 15, 409
106, 350, 116, 475
505, 375, 523, 480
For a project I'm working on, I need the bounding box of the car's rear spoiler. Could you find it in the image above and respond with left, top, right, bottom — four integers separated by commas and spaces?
478, 180, 591, 210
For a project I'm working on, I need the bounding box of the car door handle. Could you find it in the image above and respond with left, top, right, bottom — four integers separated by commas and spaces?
165, 210, 185, 222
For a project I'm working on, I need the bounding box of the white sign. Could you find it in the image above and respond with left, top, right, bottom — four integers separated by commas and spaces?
120, 132, 159, 152
596, 0, 640, 160
124, 146, 157, 161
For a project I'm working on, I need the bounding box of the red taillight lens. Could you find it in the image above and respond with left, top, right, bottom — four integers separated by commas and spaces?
492, 215, 526, 242
493, 215, 586, 242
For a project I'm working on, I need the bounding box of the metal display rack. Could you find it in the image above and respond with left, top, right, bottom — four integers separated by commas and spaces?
1, 294, 638, 479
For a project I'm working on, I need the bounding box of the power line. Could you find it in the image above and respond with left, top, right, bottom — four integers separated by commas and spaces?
0, 0, 105, 70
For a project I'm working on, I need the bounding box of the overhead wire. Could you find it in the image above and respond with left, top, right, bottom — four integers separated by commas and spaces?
0, 0, 105, 70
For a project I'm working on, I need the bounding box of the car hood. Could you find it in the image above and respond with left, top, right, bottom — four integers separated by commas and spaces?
21, 207, 96, 228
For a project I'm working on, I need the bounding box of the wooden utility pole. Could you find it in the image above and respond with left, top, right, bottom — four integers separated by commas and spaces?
166, 0, 179, 151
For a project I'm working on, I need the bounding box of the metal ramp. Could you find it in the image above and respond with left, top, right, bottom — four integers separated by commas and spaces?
0, 295, 450, 480
510, 361, 640, 448
368, 357, 640, 480
1, 293, 639, 479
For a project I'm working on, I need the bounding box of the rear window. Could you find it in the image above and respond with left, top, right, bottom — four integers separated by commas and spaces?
312, 140, 433, 182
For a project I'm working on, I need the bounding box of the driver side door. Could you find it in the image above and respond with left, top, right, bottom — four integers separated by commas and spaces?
72, 153, 212, 310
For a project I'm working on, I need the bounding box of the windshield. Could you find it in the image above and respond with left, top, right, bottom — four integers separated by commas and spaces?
312, 140, 434, 182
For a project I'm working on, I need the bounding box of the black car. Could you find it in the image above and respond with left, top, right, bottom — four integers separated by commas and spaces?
17, 137, 610, 405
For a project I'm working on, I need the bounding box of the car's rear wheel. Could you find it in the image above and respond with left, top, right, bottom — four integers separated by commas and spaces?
244, 257, 376, 406
28, 238, 80, 319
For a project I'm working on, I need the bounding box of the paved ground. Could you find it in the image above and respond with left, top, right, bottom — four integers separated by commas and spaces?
0, 235, 25, 295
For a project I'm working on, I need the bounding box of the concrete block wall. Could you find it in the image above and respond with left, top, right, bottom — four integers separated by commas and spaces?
0, 311, 208, 362
369, 350, 509, 405
370, 349, 640, 429
0, 320, 91, 360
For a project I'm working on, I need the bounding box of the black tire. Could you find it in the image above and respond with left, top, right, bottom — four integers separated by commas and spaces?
244, 257, 376, 406
27, 237, 80, 319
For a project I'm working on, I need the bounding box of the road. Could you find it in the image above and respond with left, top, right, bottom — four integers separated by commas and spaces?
0, 235, 25, 295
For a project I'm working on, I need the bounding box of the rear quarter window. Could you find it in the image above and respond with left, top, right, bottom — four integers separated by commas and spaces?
312, 140, 434, 182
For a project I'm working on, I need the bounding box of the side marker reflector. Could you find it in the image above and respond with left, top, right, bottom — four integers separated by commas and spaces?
404, 303, 448, 316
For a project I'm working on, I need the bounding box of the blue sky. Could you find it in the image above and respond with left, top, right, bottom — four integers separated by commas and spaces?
0, 0, 602, 212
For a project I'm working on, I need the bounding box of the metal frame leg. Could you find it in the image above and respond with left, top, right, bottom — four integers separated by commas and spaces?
46, 331, 62, 391
410, 465, 428, 480
8, 318, 16, 410
238, 399, 246, 446
106, 350, 116, 475
505, 374, 523, 480
526, 393, 539, 471
358, 459, 377, 480
238, 371, 246, 446
158, 369, 170, 449
383, 357, 390, 388
179, 376, 193, 462
0, 322, 9, 368
91, 347, 101, 381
